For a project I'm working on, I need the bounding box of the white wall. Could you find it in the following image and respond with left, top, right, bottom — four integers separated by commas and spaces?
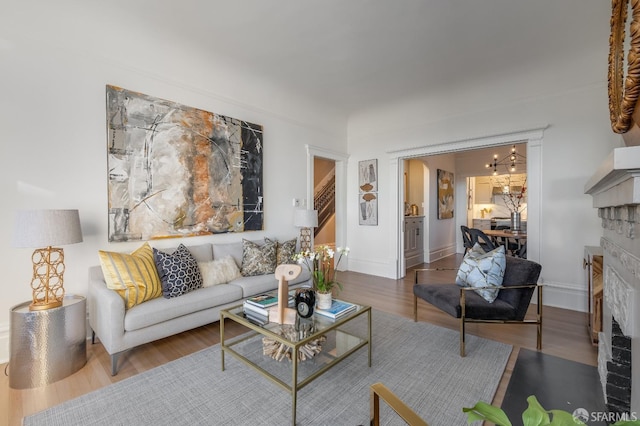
0, 4, 347, 362
346, 83, 622, 311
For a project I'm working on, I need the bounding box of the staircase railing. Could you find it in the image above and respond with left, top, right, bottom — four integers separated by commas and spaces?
315, 174, 335, 232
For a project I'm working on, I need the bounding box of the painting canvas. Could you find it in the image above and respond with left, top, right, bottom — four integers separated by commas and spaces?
359, 159, 378, 225
106, 85, 263, 242
437, 169, 454, 219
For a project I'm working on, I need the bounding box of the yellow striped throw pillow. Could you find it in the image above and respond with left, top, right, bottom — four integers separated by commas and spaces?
98, 242, 163, 309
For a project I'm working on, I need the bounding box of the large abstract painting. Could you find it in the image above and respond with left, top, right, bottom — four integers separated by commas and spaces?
106, 85, 263, 242
358, 159, 378, 226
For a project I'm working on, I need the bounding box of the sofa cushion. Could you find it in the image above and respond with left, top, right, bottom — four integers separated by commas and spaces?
198, 255, 241, 287
124, 283, 243, 331
154, 244, 203, 298
212, 241, 244, 267
98, 242, 163, 309
455, 243, 506, 303
167, 243, 213, 262
230, 268, 311, 298
241, 239, 277, 276
413, 283, 518, 320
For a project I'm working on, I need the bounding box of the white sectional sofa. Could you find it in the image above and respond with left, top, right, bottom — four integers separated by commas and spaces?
88, 240, 309, 375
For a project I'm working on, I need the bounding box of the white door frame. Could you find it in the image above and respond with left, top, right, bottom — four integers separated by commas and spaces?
388, 127, 546, 279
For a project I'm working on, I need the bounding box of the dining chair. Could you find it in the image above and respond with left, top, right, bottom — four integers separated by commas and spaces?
495, 225, 518, 255
516, 241, 527, 259
468, 228, 497, 252
460, 225, 474, 255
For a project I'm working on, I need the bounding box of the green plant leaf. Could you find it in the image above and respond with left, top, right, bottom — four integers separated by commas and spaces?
549, 409, 585, 425
463, 401, 512, 426
521, 407, 546, 426
522, 396, 550, 426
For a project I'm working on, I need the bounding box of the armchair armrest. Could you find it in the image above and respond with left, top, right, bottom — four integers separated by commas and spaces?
458, 283, 541, 292
370, 382, 428, 426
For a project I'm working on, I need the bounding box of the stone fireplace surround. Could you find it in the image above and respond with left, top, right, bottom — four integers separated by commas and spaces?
586, 146, 640, 415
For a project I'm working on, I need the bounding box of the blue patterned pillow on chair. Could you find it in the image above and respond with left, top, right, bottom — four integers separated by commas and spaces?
153, 244, 203, 298
455, 243, 506, 303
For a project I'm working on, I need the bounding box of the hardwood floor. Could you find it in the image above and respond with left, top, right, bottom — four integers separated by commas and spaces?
0, 254, 596, 425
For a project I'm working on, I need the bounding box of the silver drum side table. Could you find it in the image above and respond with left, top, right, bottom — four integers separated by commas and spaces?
9, 295, 87, 389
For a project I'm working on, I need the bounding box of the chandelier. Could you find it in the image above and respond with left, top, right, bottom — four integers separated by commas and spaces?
486, 145, 526, 175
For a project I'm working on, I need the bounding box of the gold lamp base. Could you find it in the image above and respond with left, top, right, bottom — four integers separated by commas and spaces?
29, 246, 66, 311
30, 299, 63, 311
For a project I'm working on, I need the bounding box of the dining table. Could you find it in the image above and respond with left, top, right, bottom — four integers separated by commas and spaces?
483, 229, 527, 257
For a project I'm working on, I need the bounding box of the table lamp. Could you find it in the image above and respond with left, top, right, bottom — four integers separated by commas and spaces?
12, 209, 83, 311
293, 209, 318, 252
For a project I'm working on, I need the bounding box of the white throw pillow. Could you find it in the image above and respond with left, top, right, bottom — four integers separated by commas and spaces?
198, 256, 241, 287
455, 243, 506, 303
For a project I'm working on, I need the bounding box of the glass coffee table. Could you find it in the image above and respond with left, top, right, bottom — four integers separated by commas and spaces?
220, 301, 372, 425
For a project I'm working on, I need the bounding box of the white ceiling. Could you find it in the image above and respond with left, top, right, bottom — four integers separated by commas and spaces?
91, 0, 611, 117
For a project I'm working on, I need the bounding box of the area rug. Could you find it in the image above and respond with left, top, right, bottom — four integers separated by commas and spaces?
24, 310, 511, 426
501, 349, 607, 426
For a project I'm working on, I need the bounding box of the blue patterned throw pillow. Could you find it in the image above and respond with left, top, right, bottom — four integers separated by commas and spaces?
455, 243, 506, 303
153, 244, 203, 298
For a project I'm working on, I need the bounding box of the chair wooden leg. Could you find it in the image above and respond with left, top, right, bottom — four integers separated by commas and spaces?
371, 385, 380, 426
413, 295, 418, 322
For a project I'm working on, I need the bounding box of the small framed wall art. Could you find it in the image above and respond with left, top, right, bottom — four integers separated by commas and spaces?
358, 159, 378, 225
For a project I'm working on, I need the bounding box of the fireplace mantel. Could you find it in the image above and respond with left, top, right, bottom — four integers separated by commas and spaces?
585, 146, 640, 208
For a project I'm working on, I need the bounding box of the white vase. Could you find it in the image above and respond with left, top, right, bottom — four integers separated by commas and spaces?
317, 292, 332, 310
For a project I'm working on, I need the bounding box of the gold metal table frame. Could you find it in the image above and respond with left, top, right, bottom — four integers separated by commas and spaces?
220, 303, 372, 425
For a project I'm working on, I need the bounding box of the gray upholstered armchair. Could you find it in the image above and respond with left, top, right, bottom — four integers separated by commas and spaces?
413, 255, 542, 356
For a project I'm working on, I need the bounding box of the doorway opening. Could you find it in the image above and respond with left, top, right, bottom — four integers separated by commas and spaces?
314, 157, 336, 248
305, 145, 348, 262
390, 127, 545, 279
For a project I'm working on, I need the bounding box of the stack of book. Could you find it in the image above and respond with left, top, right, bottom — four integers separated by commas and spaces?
243, 294, 293, 325
315, 299, 357, 320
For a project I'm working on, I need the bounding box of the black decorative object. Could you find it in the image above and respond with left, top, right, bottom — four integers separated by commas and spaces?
295, 288, 315, 318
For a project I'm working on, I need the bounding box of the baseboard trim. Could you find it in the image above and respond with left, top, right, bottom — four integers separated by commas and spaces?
542, 280, 587, 313
428, 244, 457, 263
